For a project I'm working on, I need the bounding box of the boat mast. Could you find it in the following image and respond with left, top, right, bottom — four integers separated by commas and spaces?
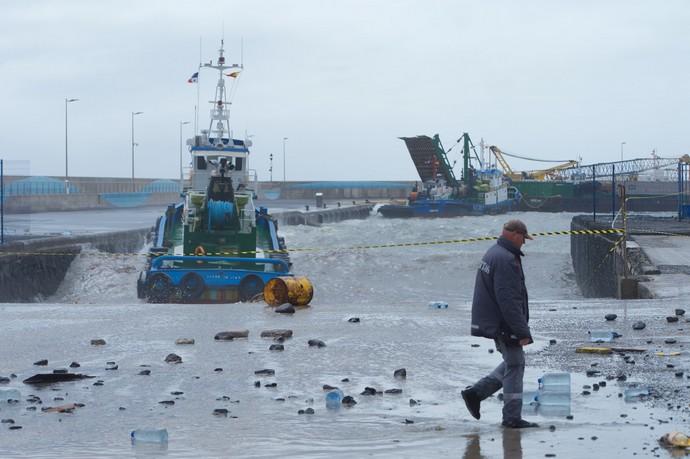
201, 40, 243, 143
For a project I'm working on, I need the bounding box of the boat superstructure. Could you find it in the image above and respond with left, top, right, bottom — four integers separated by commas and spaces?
378, 133, 519, 218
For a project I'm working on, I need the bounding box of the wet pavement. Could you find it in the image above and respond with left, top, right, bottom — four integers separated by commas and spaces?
1, 212, 689, 458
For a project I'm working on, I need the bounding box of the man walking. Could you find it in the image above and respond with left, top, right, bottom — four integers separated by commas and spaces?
461, 219, 538, 428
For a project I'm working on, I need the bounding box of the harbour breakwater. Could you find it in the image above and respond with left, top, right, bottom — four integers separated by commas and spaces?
0, 229, 148, 302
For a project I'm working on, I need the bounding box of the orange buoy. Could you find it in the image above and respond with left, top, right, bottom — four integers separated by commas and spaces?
264, 276, 313, 306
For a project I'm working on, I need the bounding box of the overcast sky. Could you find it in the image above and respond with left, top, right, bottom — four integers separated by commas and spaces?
1, 0, 688, 181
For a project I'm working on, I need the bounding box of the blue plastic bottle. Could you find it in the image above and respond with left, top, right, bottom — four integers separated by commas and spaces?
325, 389, 343, 409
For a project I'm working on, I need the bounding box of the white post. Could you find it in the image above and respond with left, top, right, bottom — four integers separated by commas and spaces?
131, 111, 143, 192
282, 137, 288, 183
64, 98, 79, 194
179, 121, 190, 192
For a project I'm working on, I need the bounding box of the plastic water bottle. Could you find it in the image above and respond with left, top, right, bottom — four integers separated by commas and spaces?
130, 429, 168, 444
0, 388, 21, 402
535, 391, 571, 406
325, 389, 343, 409
538, 373, 571, 393
522, 390, 538, 405
428, 301, 448, 309
624, 387, 649, 402
589, 330, 615, 343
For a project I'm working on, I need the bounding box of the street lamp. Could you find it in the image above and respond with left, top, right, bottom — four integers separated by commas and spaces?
179, 121, 191, 192
64, 98, 79, 194
282, 137, 288, 183
620, 141, 626, 162
131, 111, 143, 192
269, 153, 273, 182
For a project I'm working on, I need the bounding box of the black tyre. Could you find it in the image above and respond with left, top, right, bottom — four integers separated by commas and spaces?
146, 273, 173, 303
179, 272, 205, 302
238, 275, 264, 302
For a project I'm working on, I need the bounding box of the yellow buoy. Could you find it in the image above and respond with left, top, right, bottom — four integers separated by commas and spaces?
264, 276, 313, 306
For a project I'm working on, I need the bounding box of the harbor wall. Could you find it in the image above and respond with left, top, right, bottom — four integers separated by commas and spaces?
0, 228, 149, 302
1, 176, 412, 214
570, 216, 627, 298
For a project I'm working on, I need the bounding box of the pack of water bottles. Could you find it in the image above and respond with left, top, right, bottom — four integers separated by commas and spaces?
531, 373, 571, 415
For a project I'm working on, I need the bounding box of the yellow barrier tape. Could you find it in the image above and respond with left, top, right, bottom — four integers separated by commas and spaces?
0, 228, 625, 258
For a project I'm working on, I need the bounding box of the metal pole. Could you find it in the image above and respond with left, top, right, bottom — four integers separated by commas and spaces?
621, 184, 628, 278
679, 161, 683, 220
269, 153, 273, 182
131, 111, 143, 192
179, 121, 190, 193
592, 165, 597, 221
64, 98, 78, 194
282, 137, 287, 183
620, 141, 626, 162
65, 99, 68, 194
1, 159, 4, 245
611, 164, 616, 219
131, 112, 135, 192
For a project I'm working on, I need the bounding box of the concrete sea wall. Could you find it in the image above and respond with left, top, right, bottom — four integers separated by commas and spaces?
0, 228, 149, 302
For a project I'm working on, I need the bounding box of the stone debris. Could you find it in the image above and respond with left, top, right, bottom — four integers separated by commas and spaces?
348, 317, 360, 323
393, 368, 407, 379
269, 344, 284, 351
632, 321, 646, 330
90, 339, 106, 346
260, 329, 293, 339
308, 339, 326, 348
175, 338, 195, 345
23, 373, 93, 385
275, 304, 295, 314
33, 359, 48, 366
605, 314, 617, 321
164, 353, 182, 364
254, 369, 275, 376
215, 330, 249, 340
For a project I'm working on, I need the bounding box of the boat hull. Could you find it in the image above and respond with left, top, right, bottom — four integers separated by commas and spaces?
378, 199, 515, 218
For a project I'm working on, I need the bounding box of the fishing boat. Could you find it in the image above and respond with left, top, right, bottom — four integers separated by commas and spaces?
378, 133, 519, 218
137, 40, 311, 304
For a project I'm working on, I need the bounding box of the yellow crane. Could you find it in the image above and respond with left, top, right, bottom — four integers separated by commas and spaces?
488, 145, 577, 181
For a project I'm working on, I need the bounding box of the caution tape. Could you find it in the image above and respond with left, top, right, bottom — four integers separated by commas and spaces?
0, 228, 625, 258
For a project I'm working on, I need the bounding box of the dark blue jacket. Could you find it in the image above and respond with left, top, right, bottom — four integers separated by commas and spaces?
470, 236, 531, 344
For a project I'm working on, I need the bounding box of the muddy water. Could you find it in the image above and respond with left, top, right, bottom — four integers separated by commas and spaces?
1, 212, 686, 458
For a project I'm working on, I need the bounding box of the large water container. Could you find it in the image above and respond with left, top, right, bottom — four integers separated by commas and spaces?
0, 388, 21, 402
538, 373, 570, 393
131, 429, 169, 444
589, 330, 615, 343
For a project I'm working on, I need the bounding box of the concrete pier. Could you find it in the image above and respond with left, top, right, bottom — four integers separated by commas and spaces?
571, 215, 690, 299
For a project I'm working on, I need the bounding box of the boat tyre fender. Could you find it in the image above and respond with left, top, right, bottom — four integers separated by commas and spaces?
179, 272, 205, 302
238, 275, 264, 302
146, 273, 173, 303
194, 245, 206, 256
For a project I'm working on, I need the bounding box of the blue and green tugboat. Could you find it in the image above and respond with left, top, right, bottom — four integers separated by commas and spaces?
378, 133, 519, 218
137, 41, 311, 304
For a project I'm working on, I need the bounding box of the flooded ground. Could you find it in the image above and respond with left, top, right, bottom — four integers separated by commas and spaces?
1, 212, 688, 458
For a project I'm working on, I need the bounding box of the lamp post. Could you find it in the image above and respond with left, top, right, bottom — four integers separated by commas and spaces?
179, 121, 190, 192
282, 137, 288, 183
269, 153, 273, 182
131, 111, 143, 192
620, 141, 626, 162
64, 98, 79, 194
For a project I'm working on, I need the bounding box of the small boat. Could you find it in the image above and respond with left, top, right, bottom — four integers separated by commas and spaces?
378, 133, 519, 218
137, 40, 311, 304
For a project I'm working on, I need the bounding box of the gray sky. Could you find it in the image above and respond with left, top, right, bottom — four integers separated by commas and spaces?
1, 0, 689, 181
